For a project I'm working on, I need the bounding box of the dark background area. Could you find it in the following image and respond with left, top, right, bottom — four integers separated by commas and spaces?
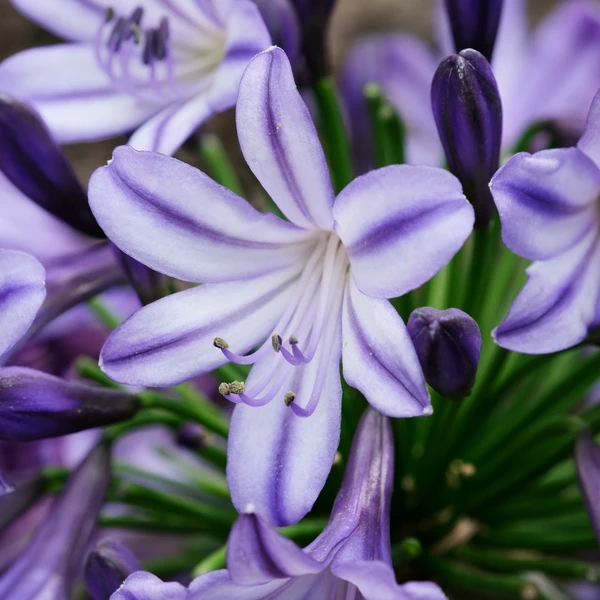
0, 0, 558, 185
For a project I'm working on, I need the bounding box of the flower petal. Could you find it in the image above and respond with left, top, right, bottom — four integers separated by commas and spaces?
334, 561, 448, 600
333, 165, 473, 299
100, 266, 299, 386
0, 250, 46, 360
227, 326, 342, 526
89, 146, 314, 284
110, 572, 188, 600
579, 89, 600, 169
236, 47, 335, 230
307, 409, 394, 564
575, 429, 600, 544
494, 230, 600, 354
9, 0, 103, 42
341, 280, 430, 417
227, 513, 322, 585
340, 33, 441, 171
0, 44, 159, 145
491, 148, 600, 261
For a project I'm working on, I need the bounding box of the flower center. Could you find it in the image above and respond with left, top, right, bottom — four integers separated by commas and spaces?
95, 5, 226, 105
215, 233, 349, 417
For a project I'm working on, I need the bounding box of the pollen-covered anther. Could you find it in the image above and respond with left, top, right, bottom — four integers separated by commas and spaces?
213, 337, 229, 350
289, 335, 299, 345
271, 333, 282, 352
229, 381, 245, 395
218, 382, 232, 396
284, 391, 296, 406
105, 7, 115, 22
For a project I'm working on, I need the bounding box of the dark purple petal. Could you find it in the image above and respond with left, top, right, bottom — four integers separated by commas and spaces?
576, 430, 600, 544
0, 367, 140, 442
84, 538, 142, 600
0, 472, 46, 532
579, 89, 600, 169
254, 0, 301, 66
112, 245, 169, 306
176, 423, 207, 451
407, 307, 482, 400
0, 441, 111, 599
0, 96, 101, 238
226, 512, 322, 585
0, 475, 14, 496
307, 409, 394, 565
0, 250, 46, 360
444, 0, 504, 61
431, 49, 502, 229
110, 572, 188, 600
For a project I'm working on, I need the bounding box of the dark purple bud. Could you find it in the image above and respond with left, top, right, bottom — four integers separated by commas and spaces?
290, 0, 336, 80
431, 49, 502, 229
445, 0, 504, 62
576, 430, 600, 545
0, 475, 14, 496
254, 0, 301, 66
84, 538, 141, 600
0, 441, 111, 598
0, 96, 103, 238
407, 307, 482, 400
177, 422, 206, 451
0, 367, 140, 442
112, 245, 169, 306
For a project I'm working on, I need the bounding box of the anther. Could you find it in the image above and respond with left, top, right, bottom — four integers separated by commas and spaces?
284, 392, 296, 406
218, 382, 231, 396
229, 381, 245, 395
105, 7, 115, 23
213, 337, 229, 350
289, 335, 299, 345
129, 23, 141, 45
271, 333, 282, 352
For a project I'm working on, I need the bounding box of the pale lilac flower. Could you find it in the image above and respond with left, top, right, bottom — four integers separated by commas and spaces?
490, 90, 600, 353
89, 47, 474, 525
0, 0, 271, 155
111, 410, 448, 600
341, 0, 600, 170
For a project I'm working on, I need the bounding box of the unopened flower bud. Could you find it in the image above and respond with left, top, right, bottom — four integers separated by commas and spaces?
431, 49, 502, 229
84, 538, 141, 600
0, 367, 141, 441
444, 0, 504, 62
407, 307, 482, 399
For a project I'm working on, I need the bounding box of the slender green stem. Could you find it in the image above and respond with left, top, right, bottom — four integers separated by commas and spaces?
193, 544, 227, 577
199, 133, 244, 196
313, 77, 354, 193
76, 357, 121, 388
88, 297, 122, 330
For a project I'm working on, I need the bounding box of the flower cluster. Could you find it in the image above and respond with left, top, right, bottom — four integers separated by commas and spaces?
0, 1, 600, 599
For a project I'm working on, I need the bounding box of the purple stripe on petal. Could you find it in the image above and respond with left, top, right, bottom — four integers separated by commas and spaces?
237, 47, 335, 230
334, 165, 473, 299
89, 146, 314, 284
341, 279, 430, 417
579, 89, 600, 169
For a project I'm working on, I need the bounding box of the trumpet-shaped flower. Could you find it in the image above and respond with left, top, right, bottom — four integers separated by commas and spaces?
0, 0, 271, 155
490, 90, 600, 353
89, 47, 474, 525
111, 410, 448, 600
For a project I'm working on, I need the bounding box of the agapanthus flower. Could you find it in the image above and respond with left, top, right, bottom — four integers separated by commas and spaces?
490, 90, 600, 353
111, 409, 448, 600
341, 0, 600, 170
0, 0, 271, 155
0, 441, 110, 599
89, 46, 474, 525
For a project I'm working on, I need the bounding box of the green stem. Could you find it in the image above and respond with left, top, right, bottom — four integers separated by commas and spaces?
313, 77, 354, 193
199, 134, 244, 196
88, 297, 122, 330
192, 544, 227, 577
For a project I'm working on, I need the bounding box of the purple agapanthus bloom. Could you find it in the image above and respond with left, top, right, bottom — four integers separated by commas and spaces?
0, 0, 271, 155
0, 441, 110, 599
341, 0, 600, 170
489, 90, 600, 353
0, 249, 46, 360
111, 409, 448, 600
89, 47, 474, 525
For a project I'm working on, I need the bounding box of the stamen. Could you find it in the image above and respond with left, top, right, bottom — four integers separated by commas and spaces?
229, 381, 245, 395
107, 17, 127, 53
284, 392, 296, 406
289, 336, 299, 345
218, 382, 231, 396
105, 7, 115, 23
213, 337, 229, 350
271, 333, 282, 352
125, 7, 144, 41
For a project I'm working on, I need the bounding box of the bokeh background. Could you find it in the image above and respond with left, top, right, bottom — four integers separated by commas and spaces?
0, 0, 557, 184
